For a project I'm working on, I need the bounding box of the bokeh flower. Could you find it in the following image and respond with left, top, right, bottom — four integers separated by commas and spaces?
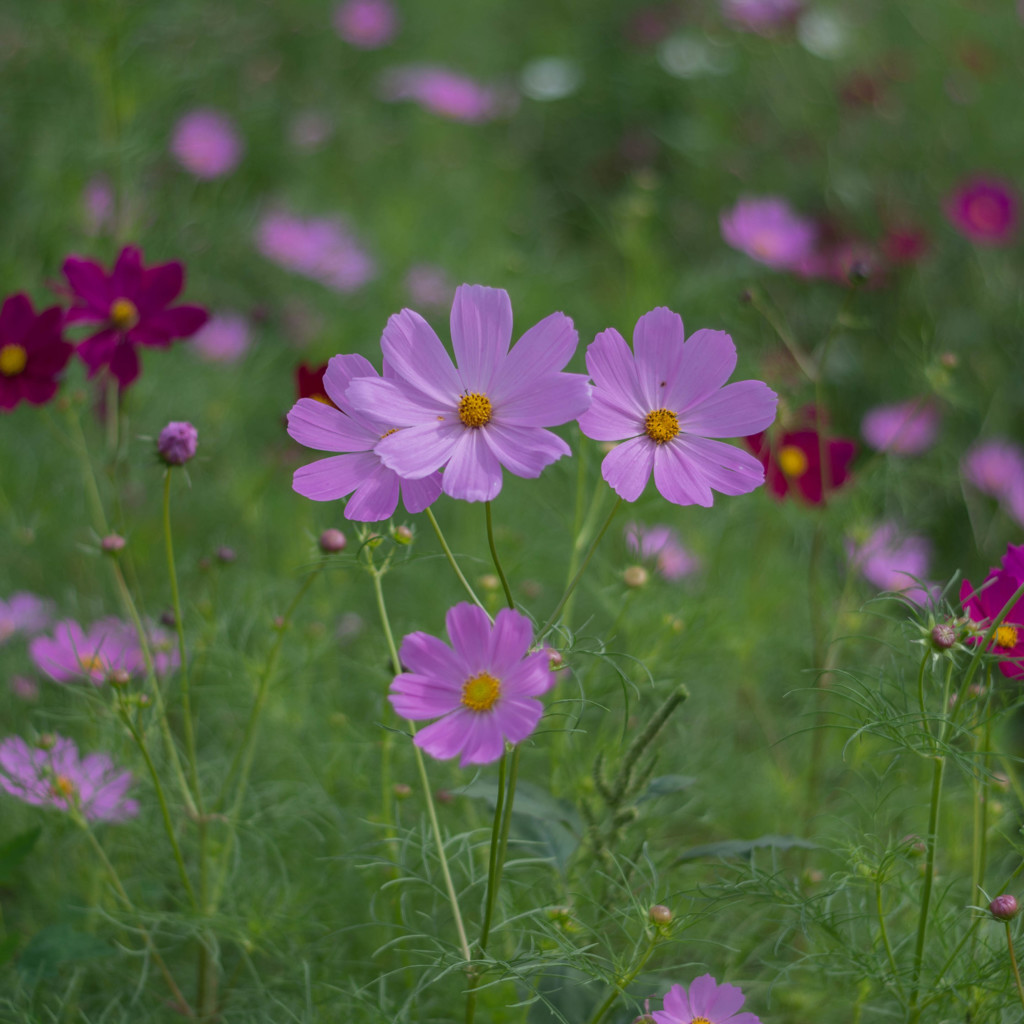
255, 211, 375, 293
624, 523, 699, 581
847, 523, 937, 605
652, 974, 761, 1024
379, 65, 506, 123
63, 246, 208, 388
405, 264, 453, 309
158, 421, 198, 466
722, 0, 802, 33
82, 177, 115, 236
0, 735, 138, 822
861, 399, 940, 455
170, 109, 243, 179
347, 284, 592, 503
945, 176, 1018, 246
296, 361, 336, 408
191, 313, 250, 364
720, 197, 817, 271
578, 307, 777, 506
287, 353, 443, 521
962, 439, 1024, 527
0, 592, 53, 643
29, 618, 136, 685
389, 603, 555, 766
0, 293, 73, 411
333, 0, 398, 48
746, 417, 856, 504
961, 566, 1024, 679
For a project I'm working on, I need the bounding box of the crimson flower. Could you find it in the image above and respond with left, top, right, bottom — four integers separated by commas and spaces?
0, 294, 73, 411
746, 417, 856, 504
960, 566, 1024, 680
62, 246, 208, 388
296, 361, 337, 408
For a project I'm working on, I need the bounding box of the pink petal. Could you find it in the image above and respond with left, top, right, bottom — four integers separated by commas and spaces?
445, 603, 493, 673
456, 711, 507, 766
288, 398, 377, 452
442, 429, 504, 501
585, 328, 647, 418
380, 308, 461, 406
661, 984, 692, 1021
487, 608, 534, 675
63, 258, 111, 311
292, 452, 380, 501
492, 695, 543, 744
450, 284, 513, 392
398, 630, 465, 681
0, 294, 35, 345
671, 436, 766, 496
600, 436, 655, 501
412, 709, 478, 761
482, 423, 570, 478
705, 980, 747, 1020
665, 329, 738, 415
687, 975, 720, 1018
578, 393, 645, 442
112, 246, 143, 297
376, 420, 463, 479
494, 372, 592, 427
323, 353, 377, 413
492, 311, 579, 402
390, 674, 464, 719
679, 379, 778, 438
137, 262, 184, 313
501, 652, 555, 697
108, 341, 140, 387
653, 443, 714, 507
632, 306, 687, 411
344, 462, 402, 521
346, 376, 445, 426
399, 472, 443, 513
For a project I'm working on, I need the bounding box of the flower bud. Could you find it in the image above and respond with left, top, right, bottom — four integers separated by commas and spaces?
319, 528, 347, 553
101, 533, 126, 554
216, 546, 236, 564
392, 782, 412, 799
624, 565, 648, 588
157, 421, 198, 466
108, 668, 131, 688
393, 525, 414, 545
480, 574, 500, 592
160, 609, 177, 628
648, 904, 672, 925
931, 623, 957, 649
990, 894, 1019, 920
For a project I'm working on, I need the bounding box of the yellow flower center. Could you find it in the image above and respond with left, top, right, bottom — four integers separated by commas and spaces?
0, 343, 27, 377
461, 671, 501, 712
311, 392, 333, 406
380, 427, 399, 439
109, 297, 140, 331
777, 444, 809, 477
644, 408, 679, 444
690, 1018, 712, 1024
458, 392, 492, 428
51, 775, 75, 798
995, 624, 1019, 650
79, 654, 105, 674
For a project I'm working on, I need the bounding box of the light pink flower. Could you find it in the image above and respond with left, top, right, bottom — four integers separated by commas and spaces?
962, 439, 1024, 527
333, 0, 398, 48
191, 313, 251, 364
0, 592, 53, 643
722, 0, 802, 34
170, 109, 243, 179
847, 523, 938, 606
379, 65, 508, 123
652, 974, 761, 1024
861, 399, 940, 455
720, 197, 817, 271
624, 523, 699, 581
82, 177, 114, 236
405, 264, 453, 309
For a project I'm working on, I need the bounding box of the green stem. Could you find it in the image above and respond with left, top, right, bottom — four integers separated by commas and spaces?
425, 507, 487, 611
1006, 923, 1024, 1014
747, 288, 819, 382
561, 465, 609, 633
478, 752, 508, 955
585, 933, 660, 1024
485, 501, 515, 610
875, 879, 903, 1000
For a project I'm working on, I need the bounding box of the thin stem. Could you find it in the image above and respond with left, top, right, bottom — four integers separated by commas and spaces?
425, 507, 487, 611
875, 879, 904, 999
747, 288, 819, 382
585, 932, 660, 1024
539, 498, 623, 640
485, 502, 515, 610
478, 752, 508, 954
561, 465, 609, 632
1006, 923, 1024, 1014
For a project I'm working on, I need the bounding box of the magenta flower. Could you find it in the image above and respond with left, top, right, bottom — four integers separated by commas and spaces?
389, 603, 555, 766
1004, 543, 1024, 584
578, 307, 776, 506
191, 312, 251, 364
0, 592, 53, 644
347, 284, 592, 503
652, 974, 761, 1024
62, 246, 208, 388
962, 439, 1024, 527
29, 618, 135, 685
170, 109, 243, 179
961, 569, 1024, 680
333, 0, 398, 48
720, 197, 817, 270
861, 399, 940, 455
0, 735, 138, 822
287, 353, 443, 521
255, 211, 376, 293
624, 523, 699, 581
0, 293, 73, 411
945, 176, 1018, 246
379, 65, 507, 123
847, 523, 937, 605
721, 0, 802, 32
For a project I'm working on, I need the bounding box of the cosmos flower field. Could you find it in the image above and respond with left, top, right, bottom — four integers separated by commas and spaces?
2, 0, 1024, 1020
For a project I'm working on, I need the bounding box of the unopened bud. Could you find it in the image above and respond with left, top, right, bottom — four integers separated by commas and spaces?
648, 904, 672, 925
393, 525, 414, 545
37, 733, 57, 750
547, 648, 564, 671
137, 694, 152, 708
160, 610, 177, 628
157, 421, 198, 466
624, 565, 648, 588
319, 529, 347, 553
392, 782, 412, 799
101, 534, 126, 554
108, 668, 131, 688
931, 623, 957, 649
990, 895, 1019, 920
480, 574, 500, 592
435, 788, 454, 805
940, 352, 958, 368
216, 546, 236, 564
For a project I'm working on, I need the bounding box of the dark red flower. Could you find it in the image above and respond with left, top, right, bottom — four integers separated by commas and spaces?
0, 294, 73, 411
295, 361, 337, 408
62, 246, 208, 388
746, 425, 856, 504
960, 568, 1024, 680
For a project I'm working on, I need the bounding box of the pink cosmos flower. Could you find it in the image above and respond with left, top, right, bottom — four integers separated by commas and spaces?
82, 177, 115, 236
945, 177, 1018, 246
62, 246, 208, 388
624, 523, 699, 581
0, 592, 53, 643
255, 211, 375, 293
577, 307, 777, 506
847, 523, 937, 605
720, 198, 817, 271
0, 293, 73, 411
347, 284, 592, 503
389, 603, 555, 766
333, 0, 398, 48
170, 109, 243, 179
652, 974, 761, 1024
722, 0, 802, 32
191, 313, 251, 363
861, 399, 940, 455
379, 65, 506, 123
961, 568, 1024, 680
287, 353, 443, 521
962, 439, 1024, 527
746, 419, 856, 505
29, 618, 136, 685
1004, 543, 1024, 585
0, 735, 138, 822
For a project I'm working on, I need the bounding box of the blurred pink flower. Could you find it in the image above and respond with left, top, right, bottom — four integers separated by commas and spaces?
404, 264, 453, 308
0, 592, 53, 644
847, 523, 937, 606
861, 399, 940, 455
333, 0, 398, 48
10, 677, 38, 702
379, 65, 508, 123
82, 177, 114, 235
720, 198, 817, 270
170, 109, 243, 179
721, 0, 802, 33
289, 111, 333, 150
962, 439, 1024, 526
256, 211, 375, 293
624, 523, 699, 581
191, 313, 251, 363
945, 176, 1018, 246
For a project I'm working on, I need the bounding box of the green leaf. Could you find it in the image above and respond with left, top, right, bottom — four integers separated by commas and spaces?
637, 774, 696, 803
0, 827, 41, 886
0, 933, 19, 966
675, 834, 818, 862
17, 924, 111, 982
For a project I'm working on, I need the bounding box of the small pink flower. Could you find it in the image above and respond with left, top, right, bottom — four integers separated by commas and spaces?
962, 439, 1024, 527
0, 592, 53, 643
861, 399, 940, 455
29, 619, 136, 685
170, 109, 243, 179
721, 0, 802, 34
333, 0, 398, 49
720, 198, 817, 271
846, 523, 937, 606
624, 523, 699, 581
945, 176, 1018, 246
191, 313, 251, 364
82, 177, 115, 236
379, 65, 508, 123
652, 974, 761, 1024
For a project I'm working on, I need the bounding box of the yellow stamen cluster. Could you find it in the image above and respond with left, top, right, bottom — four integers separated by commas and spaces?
995, 624, 1019, 650
0, 343, 27, 377
380, 427, 399, 439
109, 297, 140, 331
461, 671, 501, 712
51, 775, 75, 799
458, 392, 492, 428
311, 392, 333, 406
644, 408, 680, 444
777, 444, 809, 478
79, 654, 105, 674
